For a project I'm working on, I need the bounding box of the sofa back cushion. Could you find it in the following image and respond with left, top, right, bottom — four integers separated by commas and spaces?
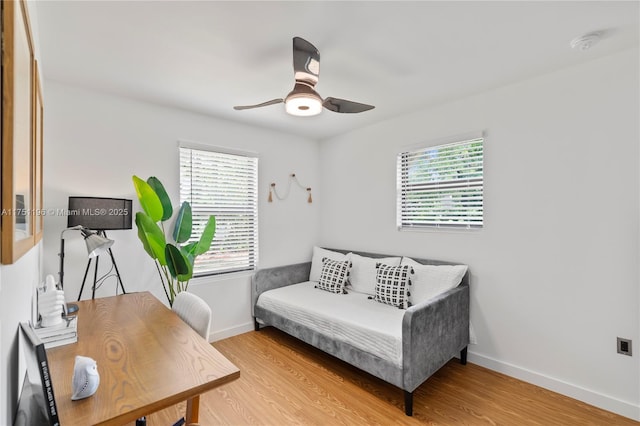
348, 253, 401, 295
401, 257, 468, 305
310, 247, 350, 282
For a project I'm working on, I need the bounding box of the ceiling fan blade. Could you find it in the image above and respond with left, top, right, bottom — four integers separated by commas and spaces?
293, 37, 320, 87
323, 97, 375, 113
233, 98, 284, 110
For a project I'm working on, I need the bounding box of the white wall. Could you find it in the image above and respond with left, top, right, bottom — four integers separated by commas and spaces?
42, 81, 320, 340
319, 49, 639, 419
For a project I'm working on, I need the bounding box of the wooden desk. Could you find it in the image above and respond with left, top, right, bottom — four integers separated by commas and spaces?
47, 292, 240, 425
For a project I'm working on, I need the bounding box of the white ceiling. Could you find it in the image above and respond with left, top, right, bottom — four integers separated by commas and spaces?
35, 1, 639, 141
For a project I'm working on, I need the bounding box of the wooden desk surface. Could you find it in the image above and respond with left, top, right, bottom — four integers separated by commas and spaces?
46, 292, 240, 426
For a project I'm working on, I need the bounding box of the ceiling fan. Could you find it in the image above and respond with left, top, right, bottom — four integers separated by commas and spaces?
234, 37, 375, 117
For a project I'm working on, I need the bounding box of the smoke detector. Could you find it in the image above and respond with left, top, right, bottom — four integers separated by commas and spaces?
570, 32, 601, 51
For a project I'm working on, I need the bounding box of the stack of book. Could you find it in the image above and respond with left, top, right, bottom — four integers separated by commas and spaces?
33, 315, 78, 349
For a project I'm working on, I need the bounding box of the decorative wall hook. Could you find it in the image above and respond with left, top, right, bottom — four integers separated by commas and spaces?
268, 173, 312, 204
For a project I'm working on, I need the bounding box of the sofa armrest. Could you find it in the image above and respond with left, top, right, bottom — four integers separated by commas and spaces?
401, 283, 470, 391
251, 262, 312, 316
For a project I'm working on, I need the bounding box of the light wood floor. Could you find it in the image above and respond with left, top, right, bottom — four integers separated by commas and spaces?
147, 327, 637, 425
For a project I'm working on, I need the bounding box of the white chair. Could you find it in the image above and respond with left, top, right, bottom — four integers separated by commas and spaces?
171, 292, 212, 425
172, 291, 212, 340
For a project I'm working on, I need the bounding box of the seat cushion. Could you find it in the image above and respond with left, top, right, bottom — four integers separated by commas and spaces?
256, 281, 405, 367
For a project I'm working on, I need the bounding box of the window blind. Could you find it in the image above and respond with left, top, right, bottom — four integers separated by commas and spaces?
397, 137, 483, 229
179, 146, 258, 276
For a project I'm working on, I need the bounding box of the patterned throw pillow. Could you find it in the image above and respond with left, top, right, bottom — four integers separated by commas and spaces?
316, 257, 351, 294
372, 263, 414, 309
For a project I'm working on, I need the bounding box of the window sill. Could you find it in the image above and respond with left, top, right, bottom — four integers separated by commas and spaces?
188, 269, 255, 286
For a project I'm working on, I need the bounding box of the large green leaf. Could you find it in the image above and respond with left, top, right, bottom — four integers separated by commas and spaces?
178, 266, 193, 283
173, 202, 192, 243
147, 176, 173, 222
177, 246, 195, 282
165, 243, 190, 279
193, 215, 216, 256
136, 212, 167, 265
132, 175, 163, 222
182, 241, 199, 256
134, 213, 154, 259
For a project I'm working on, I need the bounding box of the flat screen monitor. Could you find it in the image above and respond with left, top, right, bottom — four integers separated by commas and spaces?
13, 323, 60, 426
67, 197, 133, 230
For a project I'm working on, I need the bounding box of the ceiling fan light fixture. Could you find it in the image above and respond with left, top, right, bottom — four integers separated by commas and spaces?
285, 94, 322, 116
233, 37, 374, 115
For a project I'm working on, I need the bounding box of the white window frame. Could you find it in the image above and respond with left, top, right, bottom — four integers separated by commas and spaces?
179, 142, 259, 276
397, 134, 484, 230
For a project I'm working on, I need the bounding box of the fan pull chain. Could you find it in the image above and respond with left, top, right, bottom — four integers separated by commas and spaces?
269, 174, 313, 204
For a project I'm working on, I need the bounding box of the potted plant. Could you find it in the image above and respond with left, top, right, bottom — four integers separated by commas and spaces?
132, 175, 216, 306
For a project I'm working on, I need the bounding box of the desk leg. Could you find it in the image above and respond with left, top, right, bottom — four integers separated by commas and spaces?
186, 395, 200, 424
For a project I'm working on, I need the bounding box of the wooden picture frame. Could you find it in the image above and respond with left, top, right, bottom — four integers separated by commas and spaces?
34, 61, 44, 243
1, 0, 40, 264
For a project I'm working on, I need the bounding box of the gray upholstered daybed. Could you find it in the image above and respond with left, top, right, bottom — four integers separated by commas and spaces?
251, 248, 470, 416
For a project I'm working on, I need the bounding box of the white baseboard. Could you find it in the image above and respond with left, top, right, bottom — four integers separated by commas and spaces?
209, 321, 254, 342
468, 350, 640, 421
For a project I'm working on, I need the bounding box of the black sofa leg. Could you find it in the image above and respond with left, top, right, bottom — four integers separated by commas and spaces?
460, 346, 468, 365
254, 317, 260, 331
404, 390, 413, 416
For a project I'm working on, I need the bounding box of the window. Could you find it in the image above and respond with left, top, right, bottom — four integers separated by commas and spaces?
179, 145, 258, 276
397, 136, 483, 229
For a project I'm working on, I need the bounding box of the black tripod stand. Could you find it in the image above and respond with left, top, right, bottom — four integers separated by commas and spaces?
76, 231, 126, 301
